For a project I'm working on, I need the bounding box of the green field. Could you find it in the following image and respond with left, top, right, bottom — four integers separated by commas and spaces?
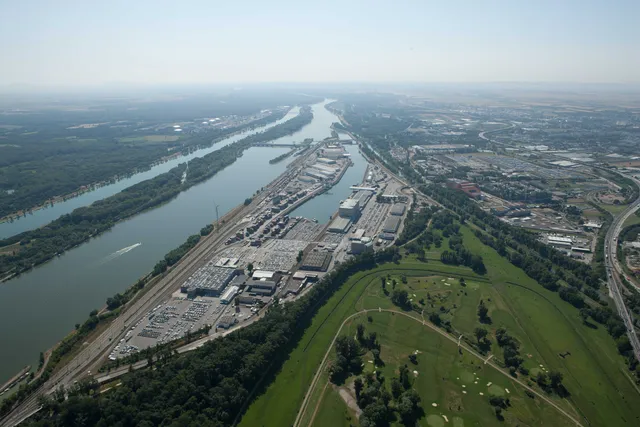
118, 135, 181, 143
240, 226, 640, 427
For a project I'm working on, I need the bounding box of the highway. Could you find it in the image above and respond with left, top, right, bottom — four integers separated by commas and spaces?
0, 146, 320, 427
604, 175, 640, 362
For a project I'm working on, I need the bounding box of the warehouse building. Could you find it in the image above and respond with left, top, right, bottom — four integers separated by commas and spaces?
304, 169, 332, 180
218, 316, 237, 330
246, 278, 278, 296
351, 190, 373, 207
382, 216, 401, 233
321, 148, 345, 159
390, 203, 406, 216
317, 157, 336, 164
339, 199, 360, 219
180, 264, 238, 298
220, 285, 240, 304
328, 216, 352, 233
351, 237, 374, 254
301, 251, 332, 271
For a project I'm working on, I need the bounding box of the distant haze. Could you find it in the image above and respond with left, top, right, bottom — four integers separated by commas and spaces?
1, 0, 639, 87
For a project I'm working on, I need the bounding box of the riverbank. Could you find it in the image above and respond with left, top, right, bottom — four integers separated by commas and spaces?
0, 100, 338, 388
0, 108, 314, 282
0, 110, 292, 227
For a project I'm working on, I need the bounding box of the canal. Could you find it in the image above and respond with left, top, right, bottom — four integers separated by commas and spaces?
0, 107, 303, 239
0, 100, 367, 385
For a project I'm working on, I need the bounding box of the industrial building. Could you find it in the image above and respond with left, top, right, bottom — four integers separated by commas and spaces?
218, 316, 237, 330
220, 285, 240, 304
413, 144, 474, 154
351, 237, 374, 254
447, 179, 482, 199
301, 251, 332, 271
390, 203, 406, 216
317, 157, 336, 164
252, 270, 276, 281
304, 169, 332, 180
350, 190, 373, 208
180, 264, 238, 298
321, 148, 346, 159
382, 216, 401, 233
328, 216, 352, 233
350, 229, 366, 241
546, 235, 572, 248
247, 278, 277, 296
339, 199, 360, 219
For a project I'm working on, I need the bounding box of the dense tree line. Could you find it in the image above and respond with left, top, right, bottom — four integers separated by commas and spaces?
268, 148, 297, 164
0, 107, 314, 279
21, 247, 400, 426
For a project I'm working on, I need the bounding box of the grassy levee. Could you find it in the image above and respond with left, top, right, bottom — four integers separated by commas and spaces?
240, 261, 479, 427
240, 226, 640, 427
459, 226, 640, 426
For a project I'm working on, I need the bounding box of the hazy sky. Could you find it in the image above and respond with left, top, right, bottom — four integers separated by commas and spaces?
1, 0, 638, 86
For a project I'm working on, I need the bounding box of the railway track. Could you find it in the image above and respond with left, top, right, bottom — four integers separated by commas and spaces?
0, 146, 317, 426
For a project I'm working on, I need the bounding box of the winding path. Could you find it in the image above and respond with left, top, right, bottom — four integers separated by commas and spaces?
295, 307, 584, 427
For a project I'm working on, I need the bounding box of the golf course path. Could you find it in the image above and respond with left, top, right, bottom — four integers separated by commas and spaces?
295, 308, 585, 427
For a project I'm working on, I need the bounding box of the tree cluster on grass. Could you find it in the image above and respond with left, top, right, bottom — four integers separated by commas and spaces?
329, 335, 363, 384
391, 289, 411, 310
489, 395, 511, 421
394, 201, 437, 246
477, 300, 491, 324
495, 327, 524, 374
439, 229, 487, 274
535, 370, 569, 397
473, 327, 492, 354
355, 367, 424, 427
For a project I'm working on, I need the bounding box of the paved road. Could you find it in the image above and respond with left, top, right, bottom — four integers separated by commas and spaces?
604, 175, 640, 362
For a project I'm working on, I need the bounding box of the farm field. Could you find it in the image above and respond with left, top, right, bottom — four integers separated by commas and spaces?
240, 225, 640, 427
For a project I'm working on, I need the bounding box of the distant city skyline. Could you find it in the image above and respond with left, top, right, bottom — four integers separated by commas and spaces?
1, 0, 639, 87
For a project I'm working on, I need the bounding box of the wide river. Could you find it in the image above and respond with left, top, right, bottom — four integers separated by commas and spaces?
0, 107, 308, 239
0, 100, 368, 384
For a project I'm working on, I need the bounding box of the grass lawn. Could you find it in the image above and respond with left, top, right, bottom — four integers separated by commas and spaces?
312, 312, 572, 427
240, 226, 640, 427
624, 213, 640, 228
599, 203, 628, 215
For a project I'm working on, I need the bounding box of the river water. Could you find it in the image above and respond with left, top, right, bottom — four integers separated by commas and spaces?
0, 100, 367, 384
0, 107, 304, 240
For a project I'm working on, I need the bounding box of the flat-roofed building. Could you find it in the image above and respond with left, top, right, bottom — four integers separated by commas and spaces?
301, 251, 332, 271
339, 199, 360, 219
383, 216, 401, 233
328, 217, 352, 233
390, 203, 406, 216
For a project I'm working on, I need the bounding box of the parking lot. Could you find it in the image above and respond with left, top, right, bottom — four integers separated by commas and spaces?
110, 296, 231, 359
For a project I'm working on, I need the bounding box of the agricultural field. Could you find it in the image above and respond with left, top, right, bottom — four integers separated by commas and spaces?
241, 226, 640, 427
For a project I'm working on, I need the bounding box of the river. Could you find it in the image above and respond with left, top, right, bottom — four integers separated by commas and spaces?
0, 100, 367, 385
0, 107, 303, 240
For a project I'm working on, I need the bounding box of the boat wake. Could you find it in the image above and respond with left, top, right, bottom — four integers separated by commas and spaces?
99, 242, 142, 265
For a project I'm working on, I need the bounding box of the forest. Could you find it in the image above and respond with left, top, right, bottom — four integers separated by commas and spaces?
0, 107, 314, 279
0, 92, 322, 218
